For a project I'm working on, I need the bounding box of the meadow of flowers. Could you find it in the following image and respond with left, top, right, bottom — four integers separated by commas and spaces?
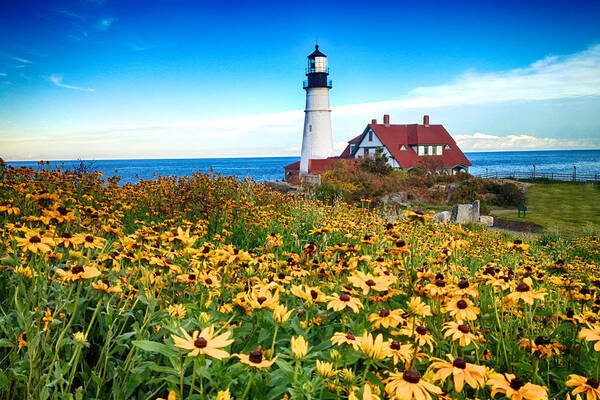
1, 165, 600, 400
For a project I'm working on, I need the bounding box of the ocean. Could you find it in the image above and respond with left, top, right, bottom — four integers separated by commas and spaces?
6, 149, 600, 184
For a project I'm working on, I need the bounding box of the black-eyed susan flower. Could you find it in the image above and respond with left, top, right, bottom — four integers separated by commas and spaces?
487, 373, 548, 400
358, 332, 389, 360
442, 321, 479, 347
331, 332, 361, 350
566, 375, 600, 400
92, 279, 122, 293
578, 324, 600, 351
505, 277, 546, 306
384, 369, 442, 400
235, 349, 277, 369
326, 293, 363, 313
427, 354, 486, 392
273, 304, 293, 324
15, 230, 55, 253
368, 308, 404, 329
56, 263, 101, 281
347, 271, 390, 295
170, 325, 233, 359
407, 297, 432, 317
316, 360, 337, 378
442, 297, 480, 321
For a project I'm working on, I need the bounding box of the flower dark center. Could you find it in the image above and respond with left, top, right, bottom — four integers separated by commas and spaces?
452, 357, 466, 369
278, 273, 285, 279
396, 240, 406, 247
403, 369, 421, 383
205, 278, 213, 285
62, 232, 73, 238
29, 235, 42, 243
346, 334, 355, 340
340, 294, 350, 302
516, 282, 530, 292
102, 279, 110, 286
513, 239, 523, 245
458, 324, 470, 333
188, 274, 196, 281
435, 279, 446, 288
416, 326, 427, 335
257, 296, 267, 304
457, 300, 468, 309
458, 279, 469, 289
587, 378, 600, 389
194, 337, 207, 348
72, 265, 84, 274
57, 206, 68, 215
390, 340, 401, 350
85, 235, 94, 243
249, 350, 263, 364
379, 309, 390, 317
365, 279, 376, 287
310, 290, 318, 299
510, 377, 525, 390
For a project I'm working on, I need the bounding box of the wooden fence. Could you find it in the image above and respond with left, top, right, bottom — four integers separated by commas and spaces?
475, 166, 599, 182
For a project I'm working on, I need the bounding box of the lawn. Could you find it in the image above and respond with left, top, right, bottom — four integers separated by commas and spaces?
495, 181, 600, 235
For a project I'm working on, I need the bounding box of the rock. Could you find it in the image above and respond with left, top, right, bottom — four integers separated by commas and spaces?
381, 191, 408, 207
433, 211, 451, 223
264, 181, 300, 194
471, 200, 480, 222
451, 204, 473, 224
479, 215, 494, 226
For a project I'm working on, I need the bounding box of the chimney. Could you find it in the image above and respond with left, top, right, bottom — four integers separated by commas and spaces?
383, 114, 390, 126
423, 115, 430, 126
371, 119, 377, 124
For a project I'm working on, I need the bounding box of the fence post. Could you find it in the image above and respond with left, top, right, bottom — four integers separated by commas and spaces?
533, 164, 536, 179
485, 168, 488, 178
573, 166, 576, 181
551, 172, 554, 180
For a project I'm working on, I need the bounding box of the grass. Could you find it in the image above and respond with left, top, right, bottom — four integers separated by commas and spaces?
495, 181, 600, 236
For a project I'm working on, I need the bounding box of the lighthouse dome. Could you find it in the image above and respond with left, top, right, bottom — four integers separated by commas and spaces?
308, 45, 327, 58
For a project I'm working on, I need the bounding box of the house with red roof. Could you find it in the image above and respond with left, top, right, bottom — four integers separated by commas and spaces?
284, 114, 471, 182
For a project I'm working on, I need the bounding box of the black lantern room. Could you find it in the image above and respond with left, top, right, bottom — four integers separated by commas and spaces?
304, 45, 332, 89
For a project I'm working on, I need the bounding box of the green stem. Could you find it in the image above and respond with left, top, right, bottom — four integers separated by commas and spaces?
242, 370, 254, 400
361, 359, 372, 384
270, 324, 279, 355
189, 357, 198, 398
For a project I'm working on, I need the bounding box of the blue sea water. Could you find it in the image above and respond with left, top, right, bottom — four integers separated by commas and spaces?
6, 150, 600, 184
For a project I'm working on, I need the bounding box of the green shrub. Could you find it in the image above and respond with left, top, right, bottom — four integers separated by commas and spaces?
314, 181, 349, 204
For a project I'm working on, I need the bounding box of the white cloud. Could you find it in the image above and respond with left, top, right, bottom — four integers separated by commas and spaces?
49, 75, 95, 92
12, 56, 32, 64
455, 133, 600, 152
97, 17, 117, 31
3, 44, 600, 160
0, 72, 6, 76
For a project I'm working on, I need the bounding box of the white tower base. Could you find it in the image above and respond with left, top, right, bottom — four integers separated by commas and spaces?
300, 87, 333, 174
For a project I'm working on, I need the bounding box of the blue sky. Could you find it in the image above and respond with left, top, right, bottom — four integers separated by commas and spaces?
1, 0, 600, 160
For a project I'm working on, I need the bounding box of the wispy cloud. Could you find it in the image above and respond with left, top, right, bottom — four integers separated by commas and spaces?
455, 133, 599, 152
49, 75, 95, 92
11, 56, 33, 64
0, 72, 7, 77
97, 17, 117, 31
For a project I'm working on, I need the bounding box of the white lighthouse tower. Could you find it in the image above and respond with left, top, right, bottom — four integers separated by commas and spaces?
300, 45, 333, 174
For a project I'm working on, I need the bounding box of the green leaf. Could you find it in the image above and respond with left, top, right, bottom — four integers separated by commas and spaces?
132, 340, 179, 358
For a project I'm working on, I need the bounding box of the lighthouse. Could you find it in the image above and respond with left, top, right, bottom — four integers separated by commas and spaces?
300, 45, 333, 174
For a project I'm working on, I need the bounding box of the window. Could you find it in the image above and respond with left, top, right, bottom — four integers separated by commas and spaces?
431, 146, 437, 155
368, 131, 373, 141
424, 146, 429, 155
445, 144, 451, 150
364, 148, 369, 156
309, 125, 312, 132
400, 145, 407, 151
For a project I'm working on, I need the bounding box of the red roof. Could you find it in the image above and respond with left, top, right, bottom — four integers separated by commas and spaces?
355, 123, 471, 169
339, 135, 362, 158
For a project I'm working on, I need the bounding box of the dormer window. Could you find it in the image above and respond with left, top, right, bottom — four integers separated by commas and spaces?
368, 131, 373, 141
445, 144, 451, 150
400, 145, 407, 151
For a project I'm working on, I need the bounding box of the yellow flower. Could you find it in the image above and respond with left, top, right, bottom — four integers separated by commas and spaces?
156, 390, 177, 400
347, 271, 390, 295
566, 374, 600, 400
92, 279, 122, 293
166, 303, 187, 319
170, 325, 233, 359
215, 389, 231, 400
407, 297, 432, 317
73, 331, 88, 343
316, 360, 337, 377
384, 369, 442, 400
331, 332, 361, 350
441, 297, 480, 321
326, 293, 363, 313
56, 263, 101, 281
368, 308, 405, 329
578, 324, 600, 351
273, 304, 293, 324
442, 321, 479, 347
427, 354, 486, 392
505, 277, 546, 306
358, 332, 389, 360
487, 373, 548, 400
291, 335, 308, 360
15, 230, 55, 253
235, 349, 278, 369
